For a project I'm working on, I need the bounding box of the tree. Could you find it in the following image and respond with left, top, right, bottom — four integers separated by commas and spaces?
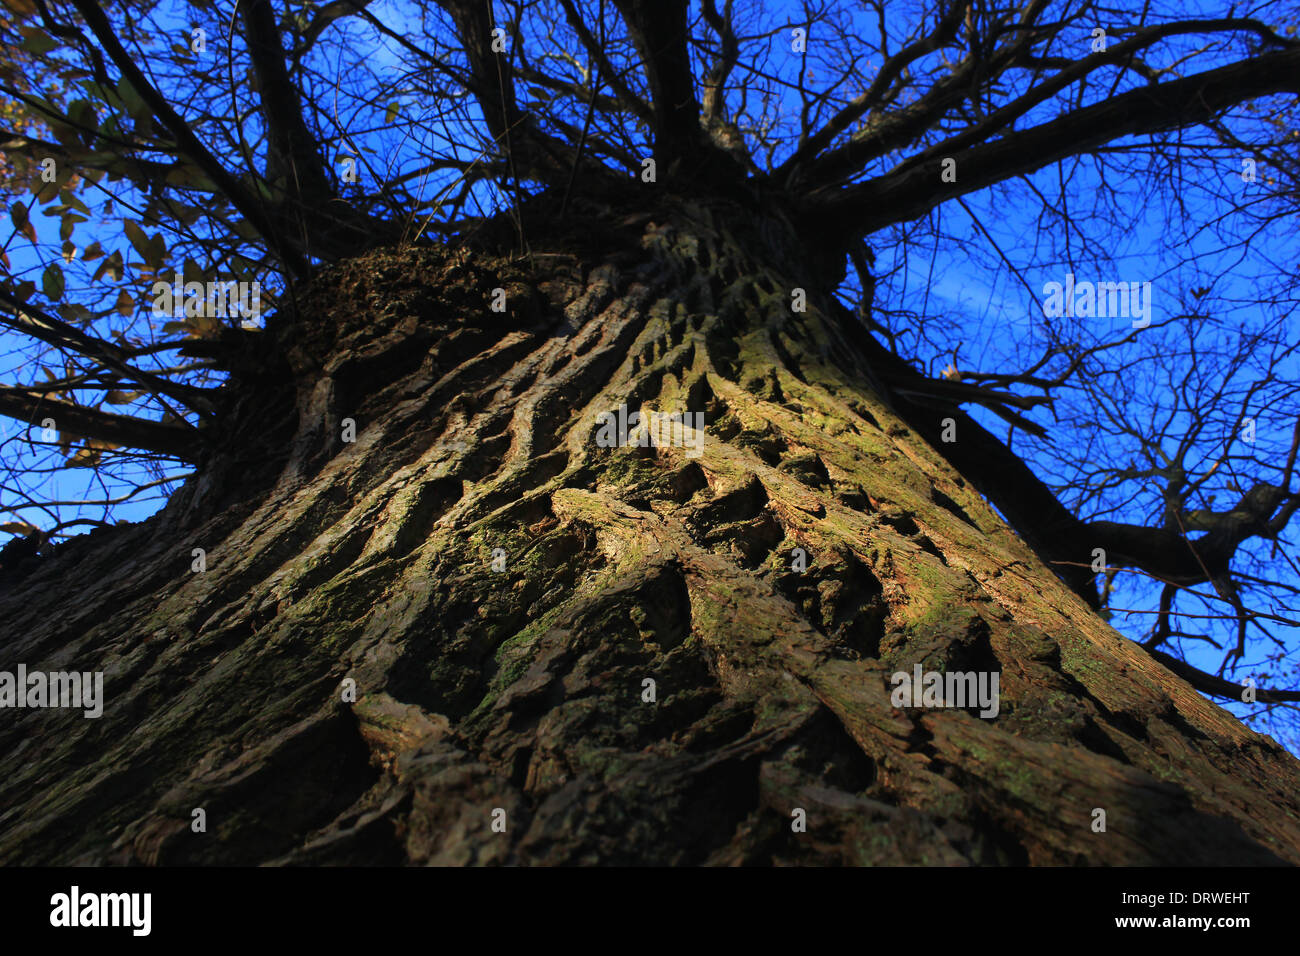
1, 0, 1299, 865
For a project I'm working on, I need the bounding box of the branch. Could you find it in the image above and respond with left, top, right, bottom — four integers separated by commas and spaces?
290, 0, 373, 61
1147, 647, 1300, 704
777, 0, 969, 182
435, 0, 568, 182
699, 0, 744, 158
557, 0, 653, 124
0, 287, 216, 416
0, 388, 201, 461
799, 14, 1289, 190
66, 0, 309, 277
611, 0, 699, 158
241, 0, 385, 260
610, 0, 740, 182
810, 46, 1300, 244
0, 126, 176, 180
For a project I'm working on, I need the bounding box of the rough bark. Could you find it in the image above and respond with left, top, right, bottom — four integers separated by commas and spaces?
2, 193, 1300, 866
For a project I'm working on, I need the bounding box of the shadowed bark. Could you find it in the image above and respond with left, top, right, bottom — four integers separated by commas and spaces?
2, 194, 1299, 865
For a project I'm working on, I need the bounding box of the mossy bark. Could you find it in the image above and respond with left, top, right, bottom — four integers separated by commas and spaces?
2, 196, 1299, 865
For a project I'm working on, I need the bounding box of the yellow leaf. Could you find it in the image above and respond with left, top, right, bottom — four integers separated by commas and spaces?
68, 447, 102, 468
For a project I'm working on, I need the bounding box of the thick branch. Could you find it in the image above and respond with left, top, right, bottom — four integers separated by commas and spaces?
611, 0, 699, 160
242, 1, 336, 206
699, 0, 744, 159
795, 13, 1287, 190
810, 46, 1300, 245
290, 0, 373, 61
241, 0, 386, 260
1147, 648, 1300, 704
610, 0, 741, 184
0, 389, 201, 461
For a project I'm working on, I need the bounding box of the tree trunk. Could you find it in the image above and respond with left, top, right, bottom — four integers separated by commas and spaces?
3, 194, 1299, 866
